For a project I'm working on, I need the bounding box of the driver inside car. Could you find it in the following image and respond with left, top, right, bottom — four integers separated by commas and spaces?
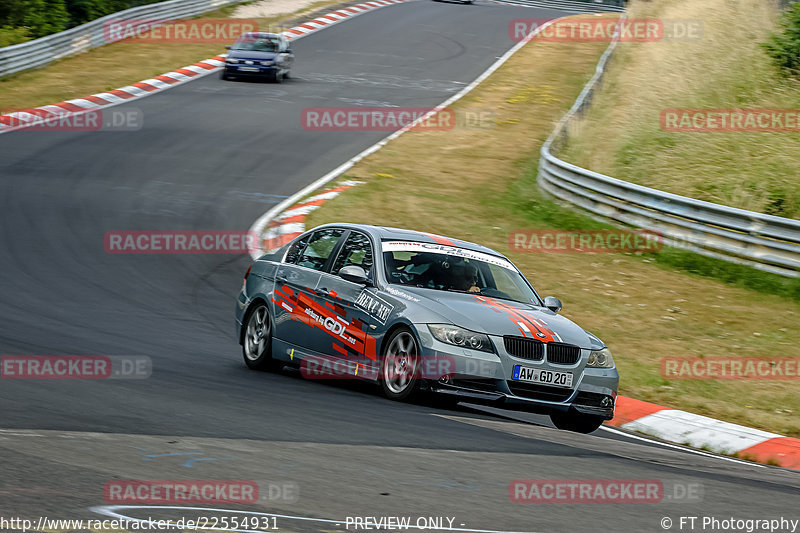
443, 257, 481, 293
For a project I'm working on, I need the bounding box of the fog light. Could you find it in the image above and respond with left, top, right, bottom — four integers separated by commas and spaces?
439, 375, 452, 384
601, 396, 614, 408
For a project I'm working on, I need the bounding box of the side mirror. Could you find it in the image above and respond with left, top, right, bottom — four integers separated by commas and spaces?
339, 265, 369, 284
225, 45, 231, 50
543, 296, 562, 313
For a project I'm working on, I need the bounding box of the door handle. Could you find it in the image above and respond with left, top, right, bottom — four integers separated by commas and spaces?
314, 287, 330, 296
276, 272, 288, 282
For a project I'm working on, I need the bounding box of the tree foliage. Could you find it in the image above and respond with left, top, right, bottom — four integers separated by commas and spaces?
0, 0, 164, 39
763, 1, 800, 75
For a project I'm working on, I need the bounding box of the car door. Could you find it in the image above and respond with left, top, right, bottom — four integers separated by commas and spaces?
271, 228, 345, 350
310, 230, 384, 375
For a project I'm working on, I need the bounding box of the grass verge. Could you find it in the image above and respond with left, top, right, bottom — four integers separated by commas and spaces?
304, 16, 800, 437
0, 0, 350, 111
560, 0, 800, 219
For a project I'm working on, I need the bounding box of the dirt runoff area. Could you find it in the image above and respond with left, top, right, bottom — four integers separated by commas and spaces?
233, 0, 325, 19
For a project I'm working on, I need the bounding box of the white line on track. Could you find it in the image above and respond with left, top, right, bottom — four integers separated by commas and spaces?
598, 425, 767, 468
247, 16, 567, 258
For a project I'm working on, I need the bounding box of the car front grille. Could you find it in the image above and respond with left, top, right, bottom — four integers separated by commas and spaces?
504, 336, 544, 360
546, 342, 581, 365
506, 381, 573, 402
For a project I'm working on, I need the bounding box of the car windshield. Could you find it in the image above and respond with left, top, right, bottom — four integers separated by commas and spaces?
231, 37, 280, 52
382, 241, 540, 304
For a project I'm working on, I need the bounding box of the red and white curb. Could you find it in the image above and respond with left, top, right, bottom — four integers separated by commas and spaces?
260, 180, 362, 252
0, 0, 409, 134
609, 396, 800, 470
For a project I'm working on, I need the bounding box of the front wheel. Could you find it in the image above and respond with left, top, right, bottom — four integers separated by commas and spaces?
550, 410, 604, 434
380, 328, 422, 401
242, 303, 282, 371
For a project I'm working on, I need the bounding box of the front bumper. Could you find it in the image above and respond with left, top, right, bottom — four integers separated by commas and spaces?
414, 326, 619, 420
224, 64, 278, 76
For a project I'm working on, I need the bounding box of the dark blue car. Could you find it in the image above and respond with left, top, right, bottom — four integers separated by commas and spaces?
222, 32, 294, 83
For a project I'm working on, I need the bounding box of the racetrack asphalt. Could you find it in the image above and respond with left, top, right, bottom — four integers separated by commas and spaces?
0, 1, 797, 530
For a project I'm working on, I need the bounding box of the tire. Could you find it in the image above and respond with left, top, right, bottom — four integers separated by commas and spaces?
272, 70, 283, 84
220, 70, 229, 80
550, 410, 604, 434
379, 328, 422, 401
283, 70, 291, 80
242, 303, 282, 371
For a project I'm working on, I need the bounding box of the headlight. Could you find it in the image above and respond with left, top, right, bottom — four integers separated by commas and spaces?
428, 324, 493, 353
226, 58, 238, 64
587, 347, 615, 368
261, 60, 273, 66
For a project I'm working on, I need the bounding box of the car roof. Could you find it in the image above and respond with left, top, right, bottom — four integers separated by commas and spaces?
312, 223, 508, 259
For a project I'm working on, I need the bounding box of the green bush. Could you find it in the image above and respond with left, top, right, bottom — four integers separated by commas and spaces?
763, 1, 800, 75
0, 25, 30, 46
0, 0, 170, 41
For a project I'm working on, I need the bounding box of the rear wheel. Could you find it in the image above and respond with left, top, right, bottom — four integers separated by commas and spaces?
380, 328, 422, 401
550, 410, 604, 434
242, 303, 282, 371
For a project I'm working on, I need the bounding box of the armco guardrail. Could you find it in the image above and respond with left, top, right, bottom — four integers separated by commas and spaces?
537, 29, 800, 278
496, 0, 625, 12
0, 0, 246, 78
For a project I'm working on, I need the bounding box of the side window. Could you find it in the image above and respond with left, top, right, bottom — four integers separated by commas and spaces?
285, 234, 310, 264
332, 232, 374, 274
296, 229, 344, 271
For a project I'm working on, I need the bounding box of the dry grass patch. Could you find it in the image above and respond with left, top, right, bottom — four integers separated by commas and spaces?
561, 0, 800, 218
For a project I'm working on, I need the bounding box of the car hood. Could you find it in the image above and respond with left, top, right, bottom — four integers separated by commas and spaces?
228, 50, 278, 61
397, 286, 598, 349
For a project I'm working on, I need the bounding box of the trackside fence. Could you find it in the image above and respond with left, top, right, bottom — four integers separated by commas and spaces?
0, 0, 247, 78
536, 21, 800, 278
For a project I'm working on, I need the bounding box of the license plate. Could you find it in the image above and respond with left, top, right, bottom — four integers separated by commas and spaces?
513, 365, 573, 388
238, 66, 259, 72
